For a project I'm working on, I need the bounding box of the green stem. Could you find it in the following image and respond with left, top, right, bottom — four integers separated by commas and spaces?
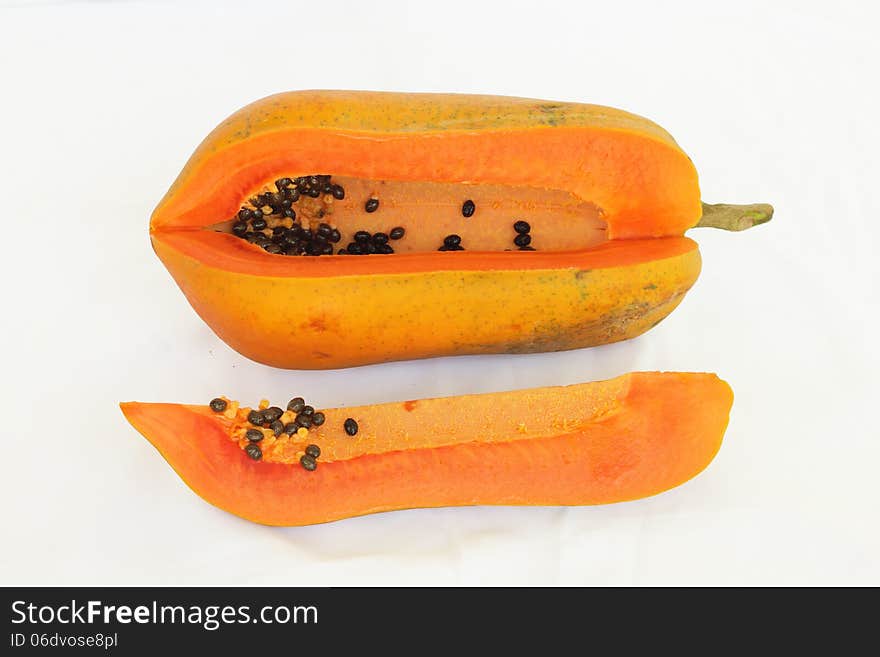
696, 202, 774, 231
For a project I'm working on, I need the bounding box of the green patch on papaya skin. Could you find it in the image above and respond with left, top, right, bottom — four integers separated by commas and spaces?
496, 293, 683, 355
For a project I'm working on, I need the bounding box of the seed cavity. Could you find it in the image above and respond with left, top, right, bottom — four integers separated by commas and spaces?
225, 175, 553, 257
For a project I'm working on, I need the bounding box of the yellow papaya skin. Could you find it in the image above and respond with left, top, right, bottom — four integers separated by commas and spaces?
154, 234, 700, 369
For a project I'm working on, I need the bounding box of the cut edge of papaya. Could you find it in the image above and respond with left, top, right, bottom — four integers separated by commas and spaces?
152, 231, 700, 277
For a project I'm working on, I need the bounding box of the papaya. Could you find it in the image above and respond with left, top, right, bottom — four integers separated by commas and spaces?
120, 372, 733, 526
150, 91, 771, 369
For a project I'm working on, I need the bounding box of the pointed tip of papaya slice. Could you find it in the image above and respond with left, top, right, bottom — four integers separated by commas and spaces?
120, 400, 272, 524
119, 372, 734, 527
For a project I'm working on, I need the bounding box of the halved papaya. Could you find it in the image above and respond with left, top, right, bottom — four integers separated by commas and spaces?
151, 91, 771, 368
120, 372, 733, 526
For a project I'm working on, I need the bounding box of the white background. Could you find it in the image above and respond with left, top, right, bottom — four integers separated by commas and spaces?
1, 0, 877, 586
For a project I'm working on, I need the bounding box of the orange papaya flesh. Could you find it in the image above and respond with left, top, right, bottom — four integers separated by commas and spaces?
120, 372, 733, 527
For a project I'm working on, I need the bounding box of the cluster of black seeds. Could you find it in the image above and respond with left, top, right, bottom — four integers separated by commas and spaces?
250, 222, 342, 256
275, 174, 344, 202
282, 397, 325, 434
229, 177, 539, 256
209, 396, 358, 471
339, 227, 405, 255
231, 175, 343, 256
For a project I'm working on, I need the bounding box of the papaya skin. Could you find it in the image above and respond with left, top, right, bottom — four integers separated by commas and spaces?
120, 372, 733, 527
155, 234, 700, 368
149, 91, 767, 369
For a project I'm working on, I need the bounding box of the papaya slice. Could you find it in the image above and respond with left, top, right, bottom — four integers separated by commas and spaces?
151, 91, 771, 368
120, 372, 733, 526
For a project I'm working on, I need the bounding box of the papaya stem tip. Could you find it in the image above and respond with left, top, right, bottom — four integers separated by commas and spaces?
697, 202, 774, 231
